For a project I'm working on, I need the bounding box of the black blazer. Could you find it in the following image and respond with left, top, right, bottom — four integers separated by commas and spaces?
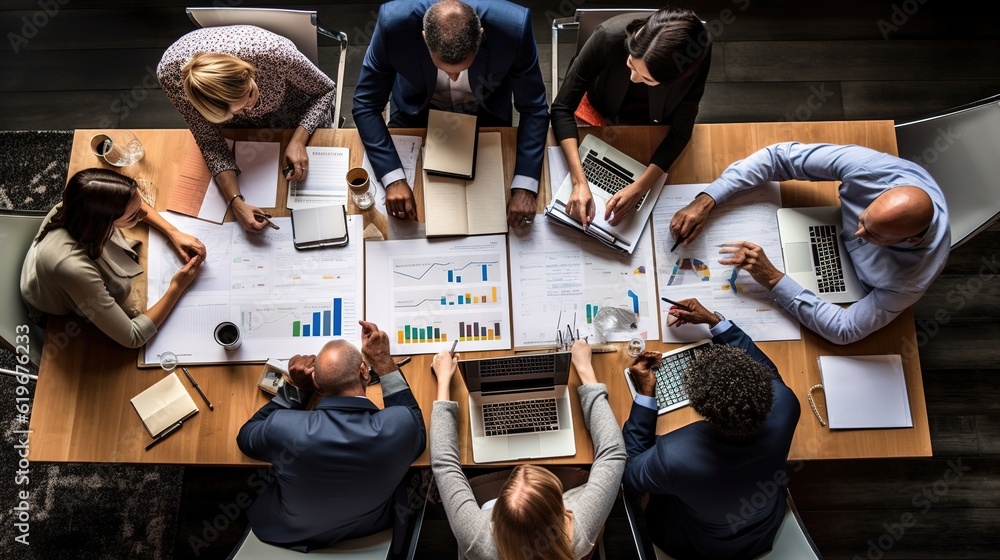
551, 13, 712, 172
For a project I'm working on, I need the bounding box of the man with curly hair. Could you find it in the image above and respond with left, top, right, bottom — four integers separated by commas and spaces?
622, 298, 800, 559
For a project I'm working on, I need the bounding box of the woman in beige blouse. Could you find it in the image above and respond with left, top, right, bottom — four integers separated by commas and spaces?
157, 25, 337, 232
20, 169, 205, 348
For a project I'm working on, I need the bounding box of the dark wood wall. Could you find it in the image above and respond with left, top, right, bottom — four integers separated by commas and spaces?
2, 1, 998, 558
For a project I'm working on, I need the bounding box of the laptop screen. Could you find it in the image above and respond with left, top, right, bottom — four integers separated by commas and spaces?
459, 353, 571, 394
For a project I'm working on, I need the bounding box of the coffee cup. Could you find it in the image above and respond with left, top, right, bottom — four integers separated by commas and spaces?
214, 321, 242, 351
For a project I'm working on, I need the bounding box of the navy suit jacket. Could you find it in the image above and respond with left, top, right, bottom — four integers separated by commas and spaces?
236, 373, 426, 551
622, 323, 801, 560
353, 0, 549, 188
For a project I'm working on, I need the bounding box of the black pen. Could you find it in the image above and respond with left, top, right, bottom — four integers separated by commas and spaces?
253, 211, 280, 230
182, 367, 214, 411
660, 296, 693, 312
670, 235, 686, 252
395, 356, 412, 368
145, 421, 183, 451
449, 340, 459, 357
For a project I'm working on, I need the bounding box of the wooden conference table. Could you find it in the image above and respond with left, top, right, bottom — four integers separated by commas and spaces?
29, 122, 931, 466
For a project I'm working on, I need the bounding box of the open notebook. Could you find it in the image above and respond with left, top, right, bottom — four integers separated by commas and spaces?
130, 372, 199, 438
423, 131, 507, 237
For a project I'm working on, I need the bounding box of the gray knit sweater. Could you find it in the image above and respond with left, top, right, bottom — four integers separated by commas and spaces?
430, 383, 626, 559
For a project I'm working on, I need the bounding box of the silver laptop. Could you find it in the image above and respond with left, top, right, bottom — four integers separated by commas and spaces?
776, 206, 867, 304
623, 339, 711, 415
546, 134, 667, 254
458, 352, 575, 463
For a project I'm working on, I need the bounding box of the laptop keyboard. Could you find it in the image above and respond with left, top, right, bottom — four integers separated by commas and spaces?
583, 151, 645, 210
477, 354, 556, 378
652, 347, 701, 411
808, 225, 847, 293
483, 398, 559, 436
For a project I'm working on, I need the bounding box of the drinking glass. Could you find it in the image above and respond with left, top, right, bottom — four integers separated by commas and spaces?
158, 351, 179, 372
346, 167, 374, 210
90, 130, 144, 167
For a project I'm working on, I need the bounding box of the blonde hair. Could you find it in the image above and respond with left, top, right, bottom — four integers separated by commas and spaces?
492, 465, 575, 560
181, 52, 257, 123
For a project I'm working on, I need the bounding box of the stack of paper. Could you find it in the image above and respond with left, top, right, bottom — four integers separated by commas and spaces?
818, 354, 912, 429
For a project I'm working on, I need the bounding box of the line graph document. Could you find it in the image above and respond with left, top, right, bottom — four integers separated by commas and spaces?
652, 183, 801, 342
509, 218, 659, 347
366, 235, 511, 354
145, 213, 364, 365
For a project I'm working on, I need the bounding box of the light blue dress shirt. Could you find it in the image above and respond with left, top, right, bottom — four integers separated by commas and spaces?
701, 143, 950, 345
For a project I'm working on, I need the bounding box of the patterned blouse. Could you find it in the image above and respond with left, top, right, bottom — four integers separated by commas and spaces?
157, 25, 336, 177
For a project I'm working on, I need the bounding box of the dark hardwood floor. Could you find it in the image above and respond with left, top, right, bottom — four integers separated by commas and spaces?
3, 1, 999, 558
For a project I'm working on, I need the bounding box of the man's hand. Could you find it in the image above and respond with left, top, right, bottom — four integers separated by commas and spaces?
570, 340, 597, 385
666, 298, 720, 328
604, 182, 646, 226
385, 179, 417, 220
669, 193, 716, 245
718, 240, 784, 290
565, 183, 595, 229
287, 354, 318, 391
507, 188, 537, 228
359, 320, 397, 374
431, 348, 458, 401
627, 351, 661, 397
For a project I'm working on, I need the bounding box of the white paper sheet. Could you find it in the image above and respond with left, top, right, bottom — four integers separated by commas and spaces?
652, 183, 801, 342
819, 355, 912, 429
365, 235, 512, 355
205, 140, 280, 218
363, 135, 424, 239
286, 146, 349, 209
145, 213, 364, 365
509, 217, 660, 346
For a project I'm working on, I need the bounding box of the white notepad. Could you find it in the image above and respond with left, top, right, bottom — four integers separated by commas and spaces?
130, 373, 199, 437
818, 354, 912, 429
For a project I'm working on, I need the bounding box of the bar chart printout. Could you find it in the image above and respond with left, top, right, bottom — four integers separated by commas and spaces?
366, 235, 512, 354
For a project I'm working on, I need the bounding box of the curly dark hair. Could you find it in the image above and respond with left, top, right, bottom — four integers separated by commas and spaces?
423, 0, 482, 65
683, 344, 774, 439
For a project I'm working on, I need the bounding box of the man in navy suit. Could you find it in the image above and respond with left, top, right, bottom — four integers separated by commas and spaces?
353, 0, 549, 228
236, 320, 426, 551
623, 299, 801, 559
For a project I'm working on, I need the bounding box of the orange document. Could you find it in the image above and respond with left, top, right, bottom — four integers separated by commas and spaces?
168, 138, 214, 219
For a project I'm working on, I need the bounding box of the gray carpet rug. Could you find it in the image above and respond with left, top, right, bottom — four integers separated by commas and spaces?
0, 130, 183, 560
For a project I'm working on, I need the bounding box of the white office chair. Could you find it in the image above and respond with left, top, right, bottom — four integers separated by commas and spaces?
550, 9, 657, 93
186, 7, 348, 128
895, 93, 1000, 248
649, 491, 822, 560
228, 528, 392, 560
0, 211, 46, 370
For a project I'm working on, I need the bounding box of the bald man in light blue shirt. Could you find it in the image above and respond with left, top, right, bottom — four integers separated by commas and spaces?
670, 142, 951, 345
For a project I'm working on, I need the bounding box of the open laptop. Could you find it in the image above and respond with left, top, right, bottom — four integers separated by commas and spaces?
545, 134, 667, 254
458, 352, 576, 463
776, 206, 867, 304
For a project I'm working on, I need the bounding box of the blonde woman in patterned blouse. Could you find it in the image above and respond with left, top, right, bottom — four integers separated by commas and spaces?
157, 25, 336, 232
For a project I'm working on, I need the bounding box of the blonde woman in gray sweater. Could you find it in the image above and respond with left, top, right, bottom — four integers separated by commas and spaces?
429, 341, 626, 560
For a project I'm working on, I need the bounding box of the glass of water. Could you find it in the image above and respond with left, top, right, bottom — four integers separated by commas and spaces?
158, 351, 179, 372
90, 130, 144, 167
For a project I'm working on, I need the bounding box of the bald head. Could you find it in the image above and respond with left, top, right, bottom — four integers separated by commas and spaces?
423, 0, 482, 65
858, 186, 934, 245
314, 339, 366, 396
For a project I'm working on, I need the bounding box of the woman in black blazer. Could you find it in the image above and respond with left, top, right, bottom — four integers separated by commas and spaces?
551, 8, 711, 227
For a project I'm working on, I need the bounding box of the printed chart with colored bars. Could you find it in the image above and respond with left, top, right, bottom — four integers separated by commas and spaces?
366, 235, 512, 354
652, 183, 801, 343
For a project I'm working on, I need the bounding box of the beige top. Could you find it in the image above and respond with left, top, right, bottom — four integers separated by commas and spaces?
20, 206, 156, 348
